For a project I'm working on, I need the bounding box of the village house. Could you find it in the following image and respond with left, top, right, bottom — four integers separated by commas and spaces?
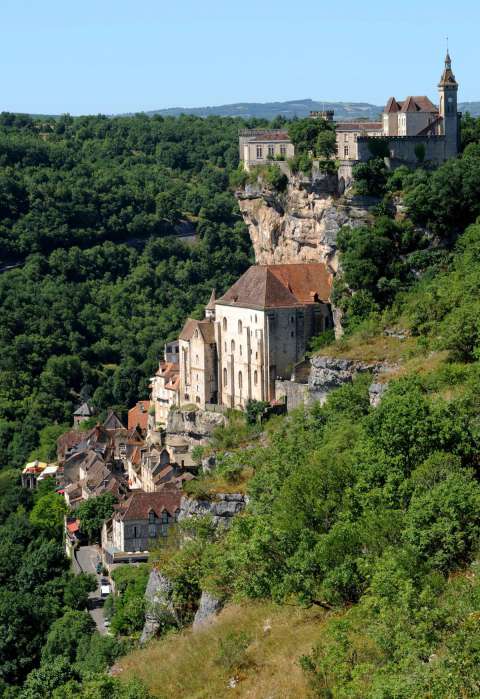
178, 290, 218, 407
150, 358, 180, 427
101, 490, 182, 565
72, 401, 96, 428
240, 52, 460, 169
128, 400, 151, 435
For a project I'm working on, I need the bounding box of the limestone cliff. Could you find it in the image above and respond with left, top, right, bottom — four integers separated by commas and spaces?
236, 177, 376, 271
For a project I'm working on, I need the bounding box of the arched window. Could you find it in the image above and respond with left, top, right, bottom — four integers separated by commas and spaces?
223, 368, 227, 386
195, 354, 199, 364
194, 329, 199, 338
231, 339, 235, 352
238, 320, 243, 334
224, 341, 227, 352
254, 370, 258, 386
238, 371, 243, 390
239, 345, 242, 356
222, 317, 227, 331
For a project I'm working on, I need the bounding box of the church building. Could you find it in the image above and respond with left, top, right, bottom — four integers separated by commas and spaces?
178, 264, 333, 410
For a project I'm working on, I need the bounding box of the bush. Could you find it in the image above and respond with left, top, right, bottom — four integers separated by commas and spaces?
216, 631, 252, 672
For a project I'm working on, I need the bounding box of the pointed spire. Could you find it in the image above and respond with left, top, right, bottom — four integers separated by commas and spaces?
206, 288, 216, 311
439, 47, 457, 88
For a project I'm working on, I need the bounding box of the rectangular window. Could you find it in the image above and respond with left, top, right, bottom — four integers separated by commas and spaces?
256, 146, 263, 159
268, 145, 274, 157
280, 145, 286, 156
148, 524, 157, 538
344, 133, 348, 142
344, 145, 349, 157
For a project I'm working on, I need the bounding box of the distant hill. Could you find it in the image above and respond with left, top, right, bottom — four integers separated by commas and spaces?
142, 99, 383, 121
140, 98, 480, 120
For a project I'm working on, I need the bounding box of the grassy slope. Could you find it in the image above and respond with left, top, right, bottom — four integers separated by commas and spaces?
117, 601, 329, 698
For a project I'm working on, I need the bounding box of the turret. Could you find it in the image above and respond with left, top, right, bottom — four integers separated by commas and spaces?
438, 50, 459, 158
205, 289, 216, 320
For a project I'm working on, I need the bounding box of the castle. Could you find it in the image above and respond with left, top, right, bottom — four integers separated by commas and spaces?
240, 52, 460, 170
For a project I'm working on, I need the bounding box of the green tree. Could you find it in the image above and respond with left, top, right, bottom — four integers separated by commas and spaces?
29, 492, 67, 539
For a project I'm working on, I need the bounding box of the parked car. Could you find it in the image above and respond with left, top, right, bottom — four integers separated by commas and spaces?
100, 583, 111, 598
96, 561, 103, 574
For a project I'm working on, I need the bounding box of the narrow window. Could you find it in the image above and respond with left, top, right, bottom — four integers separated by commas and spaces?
238, 320, 243, 334
344, 145, 349, 157
280, 145, 286, 157
268, 145, 274, 157
222, 317, 227, 331
238, 371, 243, 390
231, 339, 235, 352
223, 368, 227, 386
256, 146, 263, 159
254, 370, 258, 386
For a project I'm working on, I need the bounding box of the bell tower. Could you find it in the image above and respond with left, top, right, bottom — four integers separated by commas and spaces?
438, 49, 459, 158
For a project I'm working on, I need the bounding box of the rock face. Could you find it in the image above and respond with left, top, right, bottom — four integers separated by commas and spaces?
178, 493, 248, 528
308, 356, 395, 405
368, 382, 389, 407
192, 591, 223, 631
140, 569, 178, 643
166, 408, 226, 445
237, 180, 376, 270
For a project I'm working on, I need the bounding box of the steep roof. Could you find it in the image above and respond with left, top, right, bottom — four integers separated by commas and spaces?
103, 410, 124, 431
128, 401, 150, 432
179, 318, 215, 344
216, 264, 332, 310
116, 490, 181, 521
439, 51, 458, 87
384, 97, 400, 113
206, 289, 216, 311
73, 402, 94, 417
398, 96, 438, 113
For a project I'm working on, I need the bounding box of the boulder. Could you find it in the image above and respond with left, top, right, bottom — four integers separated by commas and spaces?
140, 569, 178, 643
192, 591, 223, 631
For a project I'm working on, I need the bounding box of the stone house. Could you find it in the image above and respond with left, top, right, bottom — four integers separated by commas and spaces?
150, 361, 180, 427
101, 490, 182, 563
179, 293, 218, 408
128, 400, 151, 434
73, 401, 95, 428
239, 129, 294, 171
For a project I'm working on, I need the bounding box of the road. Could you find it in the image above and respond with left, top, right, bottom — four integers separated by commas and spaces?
75, 545, 107, 635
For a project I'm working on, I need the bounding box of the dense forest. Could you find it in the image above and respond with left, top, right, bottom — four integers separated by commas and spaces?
0, 111, 256, 469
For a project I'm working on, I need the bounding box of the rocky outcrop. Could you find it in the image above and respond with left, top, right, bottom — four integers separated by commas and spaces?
192, 591, 223, 631
178, 493, 247, 528
308, 356, 395, 405
368, 382, 389, 407
140, 569, 178, 643
237, 180, 376, 270
166, 408, 226, 445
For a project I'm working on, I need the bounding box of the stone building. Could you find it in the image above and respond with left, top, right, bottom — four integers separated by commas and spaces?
179, 292, 218, 407
239, 129, 294, 171
215, 264, 333, 408
101, 490, 181, 564
240, 52, 460, 169
150, 360, 180, 427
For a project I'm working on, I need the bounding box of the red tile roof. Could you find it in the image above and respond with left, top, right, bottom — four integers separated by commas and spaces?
128, 401, 150, 431
217, 263, 333, 310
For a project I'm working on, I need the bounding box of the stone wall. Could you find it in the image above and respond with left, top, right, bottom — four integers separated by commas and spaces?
357, 135, 447, 166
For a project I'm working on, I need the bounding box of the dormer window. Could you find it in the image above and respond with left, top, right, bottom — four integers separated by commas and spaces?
148, 511, 155, 524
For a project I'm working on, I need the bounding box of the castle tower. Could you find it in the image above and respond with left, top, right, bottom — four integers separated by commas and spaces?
438, 50, 459, 159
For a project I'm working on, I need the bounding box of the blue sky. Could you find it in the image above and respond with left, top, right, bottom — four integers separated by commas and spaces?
1, 0, 478, 115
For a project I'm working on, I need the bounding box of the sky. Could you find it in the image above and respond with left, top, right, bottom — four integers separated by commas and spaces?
1, 0, 478, 115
